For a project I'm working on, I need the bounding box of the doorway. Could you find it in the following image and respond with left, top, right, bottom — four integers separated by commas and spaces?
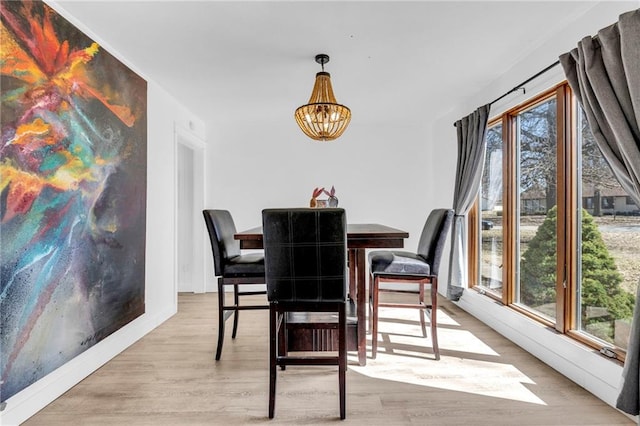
176, 126, 205, 294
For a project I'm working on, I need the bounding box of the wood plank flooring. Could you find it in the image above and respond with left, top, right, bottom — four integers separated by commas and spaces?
23, 293, 633, 425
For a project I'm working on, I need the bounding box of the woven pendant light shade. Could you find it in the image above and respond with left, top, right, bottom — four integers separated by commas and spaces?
295, 55, 351, 141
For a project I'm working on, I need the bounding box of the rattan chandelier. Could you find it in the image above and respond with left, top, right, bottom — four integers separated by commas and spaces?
294, 54, 351, 141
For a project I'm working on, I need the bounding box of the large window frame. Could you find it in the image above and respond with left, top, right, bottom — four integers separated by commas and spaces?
469, 82, 632, 361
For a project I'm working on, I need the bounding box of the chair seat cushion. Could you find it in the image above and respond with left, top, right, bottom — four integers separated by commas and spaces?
368, 250, 431, 276
225, 253, 265, 277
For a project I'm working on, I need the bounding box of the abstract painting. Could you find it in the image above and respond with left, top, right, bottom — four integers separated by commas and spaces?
1, 1, 147, 402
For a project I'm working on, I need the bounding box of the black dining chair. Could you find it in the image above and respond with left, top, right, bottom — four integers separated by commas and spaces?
202, 209, 267, 360
262, 208, 348, 420
368, 208, 454, 360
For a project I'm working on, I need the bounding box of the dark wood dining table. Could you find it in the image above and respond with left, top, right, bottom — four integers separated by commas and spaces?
235, 223, 409, 366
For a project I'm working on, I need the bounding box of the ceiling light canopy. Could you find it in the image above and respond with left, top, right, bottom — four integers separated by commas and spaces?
295, 54, 351, 142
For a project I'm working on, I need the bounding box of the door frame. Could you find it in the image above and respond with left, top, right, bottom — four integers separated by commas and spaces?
174, 124, 206, 300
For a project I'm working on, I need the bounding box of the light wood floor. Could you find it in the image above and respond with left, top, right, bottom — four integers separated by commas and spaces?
24, 293, 633, 425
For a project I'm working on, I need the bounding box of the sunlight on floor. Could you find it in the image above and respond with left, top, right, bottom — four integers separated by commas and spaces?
349, 307, 547, 405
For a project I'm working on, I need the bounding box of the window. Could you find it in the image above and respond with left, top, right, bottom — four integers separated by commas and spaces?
516, 96, 558, 321
577, 109, 640, 351
583, 197, 594, 210
470, 83, 640, 357
478, 124, 503, 297
601, 196, 614, 210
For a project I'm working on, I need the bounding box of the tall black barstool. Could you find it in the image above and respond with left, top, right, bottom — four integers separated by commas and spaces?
262, 208, 348, 420
203, 209, 267, 360
368, 209, 454, 360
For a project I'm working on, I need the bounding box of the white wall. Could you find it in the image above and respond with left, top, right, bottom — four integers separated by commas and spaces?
0, 2, 205, 424
205, 117, 445, 287
433, 2, 639, 420
203, 111, 453, 289
207, 118, 442, 222
205, 119, 451, 280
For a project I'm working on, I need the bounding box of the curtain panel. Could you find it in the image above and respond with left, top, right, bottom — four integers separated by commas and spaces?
559, 8, 640, 418
447, 104, 491, 301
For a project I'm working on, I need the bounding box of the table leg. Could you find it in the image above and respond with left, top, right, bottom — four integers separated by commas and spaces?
348, 250, 356, 300
354, 248, 367, 366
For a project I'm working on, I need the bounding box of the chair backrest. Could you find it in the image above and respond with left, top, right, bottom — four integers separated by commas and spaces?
203, 209, 241, 276
416, 209, 454, 275
262, 208, 347, 303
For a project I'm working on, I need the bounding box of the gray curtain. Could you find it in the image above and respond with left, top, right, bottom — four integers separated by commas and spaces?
559, 8, 640, 418
447, 104, 491, 301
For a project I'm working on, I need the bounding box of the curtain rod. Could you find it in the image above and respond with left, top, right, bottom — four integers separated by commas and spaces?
453, 59, 561, 127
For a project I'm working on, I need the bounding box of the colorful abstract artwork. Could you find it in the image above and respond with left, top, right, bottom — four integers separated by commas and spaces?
1, 1, 147, 402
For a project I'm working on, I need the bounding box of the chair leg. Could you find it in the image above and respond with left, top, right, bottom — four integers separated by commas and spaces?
278, 312, 287, 371
371, 275, 379, 359
232, 283, 240, 339
368, 272, 373, 334
269, 305, 277, 419
430, 279, 440, 360
215, 278, 226, 361
339, 303, 346, 420
419, 283, 427, 337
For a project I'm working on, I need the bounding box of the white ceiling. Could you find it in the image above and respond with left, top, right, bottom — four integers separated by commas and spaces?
55, 1, 626, 133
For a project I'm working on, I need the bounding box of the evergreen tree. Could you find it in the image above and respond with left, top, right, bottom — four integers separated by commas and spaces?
520, 207, 558, 307
520, 207, 633, 339
580, 211, 634, 323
